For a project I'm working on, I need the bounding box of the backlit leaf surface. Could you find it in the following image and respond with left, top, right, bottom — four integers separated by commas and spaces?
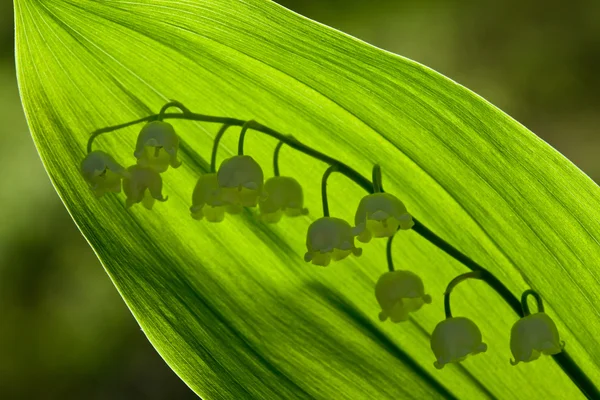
15, 0, 600, 398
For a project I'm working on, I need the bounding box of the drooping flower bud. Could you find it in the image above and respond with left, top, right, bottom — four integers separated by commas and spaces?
431, 317, 487, 369
217, 155, 264, 207
510, 312, 564, 365
123, 165, 168, 210
375, 270, 432, 323
190, 173, 228, 222
353, 193, 413, 243
134, 121, 182, 173
80, 150, 129, 198
304, 217, 362, 266
259, 176, 309, 223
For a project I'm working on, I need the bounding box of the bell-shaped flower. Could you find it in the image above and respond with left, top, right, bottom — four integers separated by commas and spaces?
134, 121, 181, 173
123, 165, 168, 210
353, 193, 414, 243
259, 176, 309, 223
190, 173, 228, 222
225, 204, 244, 214
80, 150, 129, 198
375, 270, 432, 323
304, 217, 362, 266
431, 317, 487, 369
510, 312, 564, 365
217, 155, 265, 207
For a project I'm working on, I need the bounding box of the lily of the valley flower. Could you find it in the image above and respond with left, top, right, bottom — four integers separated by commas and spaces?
510, 312, 564, 365
123, 165, 168, 210
431, 317, 487, 369
190, 173, 228, 222
217, 155, 265, 207
259, 176, 309, 223
80, 150, 129, 198
304, 217, 362, 266
353, 193, 414, 243
134, 121, 182, 173
375, 270, 432, 323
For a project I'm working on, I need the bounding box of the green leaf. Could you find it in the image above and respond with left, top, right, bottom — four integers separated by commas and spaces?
15, 0, 600, 398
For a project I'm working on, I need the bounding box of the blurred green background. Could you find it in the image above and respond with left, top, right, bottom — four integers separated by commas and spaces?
1, 0, 598, 398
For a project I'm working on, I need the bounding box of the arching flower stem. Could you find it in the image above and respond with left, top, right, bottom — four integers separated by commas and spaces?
237, 120, 256, 155
444, 271, 483, 319
321, 165, 339, 217
386, 234, 395, 272
157, 100, 192, 121
273, 141, 285, 177
84, 101, 599, 399
210, 124, 232, 173
372, 164, 383, 193
415, 220, 524, 318
521, 289, 544, 316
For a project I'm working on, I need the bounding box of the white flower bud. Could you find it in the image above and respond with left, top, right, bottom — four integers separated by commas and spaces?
80, 150, 129, 198
431, 317, 487, 369
190, 173, 227, 222
123, 165, 167, 210
353, 193, 413, 243
375, 270, 432, 323
217, 155, 264, 207
304, 217, 361, 266
510, 312, 564, 365
259, 176, 308, 223
134, 121, 181, 173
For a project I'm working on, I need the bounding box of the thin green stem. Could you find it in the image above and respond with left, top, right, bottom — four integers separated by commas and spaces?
158, 100, 191, 120
85, 102, 599, 399
443, 271, 483, 319
210, 124, 232, 173
386, 234, 395, 272
521, 289, 544, 316
412, 219, 523, 317
237, 120, 256, 155
321, 165, 339, 217
273, 141, 284, 177
372, 164, 383, 193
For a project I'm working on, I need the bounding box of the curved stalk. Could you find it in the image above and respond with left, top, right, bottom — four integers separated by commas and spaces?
521, 289, 545, 316
386, 234, 395, 272
321, 165, 339, 217
273, 141, 285, 177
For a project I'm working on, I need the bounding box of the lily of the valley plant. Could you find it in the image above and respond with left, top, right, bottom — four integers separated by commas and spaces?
81, 100, 596, 398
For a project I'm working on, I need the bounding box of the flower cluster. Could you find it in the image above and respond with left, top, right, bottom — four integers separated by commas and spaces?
81, 102, 572, 385
83, 119, 415, 268
81, 120, 179, 208
305, 191, 414, 266
82, 120, 312, 224
190, 155, 310, 223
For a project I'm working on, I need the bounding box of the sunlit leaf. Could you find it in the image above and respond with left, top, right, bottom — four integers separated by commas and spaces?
15, 0, 600, 398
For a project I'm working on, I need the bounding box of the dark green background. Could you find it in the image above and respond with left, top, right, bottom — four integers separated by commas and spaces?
1, 0, 598, 398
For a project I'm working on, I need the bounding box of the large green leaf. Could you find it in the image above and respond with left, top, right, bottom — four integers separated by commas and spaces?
15, 0, 600, 398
